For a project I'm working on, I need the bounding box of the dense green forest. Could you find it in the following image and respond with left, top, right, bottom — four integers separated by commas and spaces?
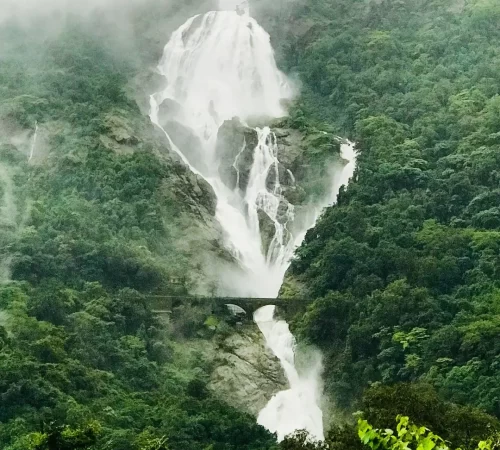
0, 3, 277, 449
2, 0, 500, 448
278, 0, 500, 422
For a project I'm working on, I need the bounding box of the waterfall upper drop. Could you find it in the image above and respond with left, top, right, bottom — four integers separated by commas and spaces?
150, 8, 298, 296
154, 11, 292, 157
150, 4, 357, 298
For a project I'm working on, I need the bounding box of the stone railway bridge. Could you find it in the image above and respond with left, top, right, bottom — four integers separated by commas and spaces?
146, 295, 311, 318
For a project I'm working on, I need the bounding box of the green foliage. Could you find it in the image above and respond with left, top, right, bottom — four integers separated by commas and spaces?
3, 0, 500, 447
280, 430, 329, 450
0, 282, 275, 449
358, 416, 448, 450
359, 384, 499, 450
279, 394, 499, 450
134, 431, 169, 450
357, 416, 499, 450
0, 6, 275, 450
278, 0, 500, 416
31, 421, 101, 450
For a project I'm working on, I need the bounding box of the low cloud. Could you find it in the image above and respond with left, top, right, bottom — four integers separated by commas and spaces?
0, 0, 148, 22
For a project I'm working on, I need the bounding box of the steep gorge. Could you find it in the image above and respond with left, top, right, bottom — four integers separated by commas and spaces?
0, 0, 359, 446
148, 0, 356, 440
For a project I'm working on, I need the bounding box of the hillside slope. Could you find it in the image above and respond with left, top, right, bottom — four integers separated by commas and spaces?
278, 0, 500, 416
0, 3, 278, 449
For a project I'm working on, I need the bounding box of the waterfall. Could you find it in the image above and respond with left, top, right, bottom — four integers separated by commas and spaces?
149, 2, 357, 441
254, 305, 324, 442
150, 8, 296, 296
154, 10, 291, 155
252, 141, 356, 442
28, 122, 38, 162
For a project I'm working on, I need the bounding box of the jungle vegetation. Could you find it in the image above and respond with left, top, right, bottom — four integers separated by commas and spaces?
278, 0, 500, 423
1, 0, 500, 448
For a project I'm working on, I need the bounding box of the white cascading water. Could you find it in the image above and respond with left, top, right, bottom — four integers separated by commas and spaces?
149, 0, 357, 441
253, 140, 356, 442
29, 122, 38, 162
150, 2, 298, 296
254, 305, 324, 441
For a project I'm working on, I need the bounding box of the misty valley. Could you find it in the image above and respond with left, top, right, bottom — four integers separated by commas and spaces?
1, 0, 500, 449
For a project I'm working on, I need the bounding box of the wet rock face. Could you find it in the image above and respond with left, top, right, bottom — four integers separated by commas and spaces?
176, 165, 217, 217
209, 327, 287, 416
215, 117, 258, 192
215, 116, 343, 206
265, 125, 309, 205
270, 119, 344, 203
156, 98, 212, 173
163, 120, 211, 174
258, 209, 276, 253
157, 98, 182, 126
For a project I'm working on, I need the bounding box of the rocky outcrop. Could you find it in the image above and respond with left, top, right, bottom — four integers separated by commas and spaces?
128, 68, 166, 115
213, 115, 344, 257
101, 113, 140, 155
162, 120, 211, 175
157, 98, 182, 126
214, 116, 343, 206
162, 162, 217, 218
270, 118, 344, 202
216, 117, 258, 192
100, 109, 152, 155
258, 209, 276, 253
209, 326, 287, 416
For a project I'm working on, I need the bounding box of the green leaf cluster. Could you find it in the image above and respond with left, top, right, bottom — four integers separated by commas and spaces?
357, 416, 497, 450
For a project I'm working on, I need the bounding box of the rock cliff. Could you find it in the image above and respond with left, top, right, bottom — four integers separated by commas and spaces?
209, 326, 287, 416
214, 116, 344, 256
216, 117, 259, 193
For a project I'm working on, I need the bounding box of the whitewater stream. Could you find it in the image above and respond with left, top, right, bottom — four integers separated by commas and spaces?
29, 122, 38, 162
150, 0, 356, 442
254, 305, 324, 441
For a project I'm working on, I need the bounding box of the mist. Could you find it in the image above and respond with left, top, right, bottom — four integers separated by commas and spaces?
0, 161, 27, 284
1, 0, 157, 22
1, 0, 217, 69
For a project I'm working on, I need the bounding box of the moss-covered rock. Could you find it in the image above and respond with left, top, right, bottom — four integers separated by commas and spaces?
271, 120, 344, 202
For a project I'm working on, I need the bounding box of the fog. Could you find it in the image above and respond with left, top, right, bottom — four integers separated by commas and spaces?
0, 0, 157, 22
0, 0, 286, 23
0, 161, 25, 283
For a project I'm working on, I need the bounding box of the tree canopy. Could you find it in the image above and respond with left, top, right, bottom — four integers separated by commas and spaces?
275, 0, 500, 418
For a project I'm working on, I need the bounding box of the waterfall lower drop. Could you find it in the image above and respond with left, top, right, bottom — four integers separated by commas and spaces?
253, 140, 356, 442
149, 0, 357, 442
254, 305, 324, 441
